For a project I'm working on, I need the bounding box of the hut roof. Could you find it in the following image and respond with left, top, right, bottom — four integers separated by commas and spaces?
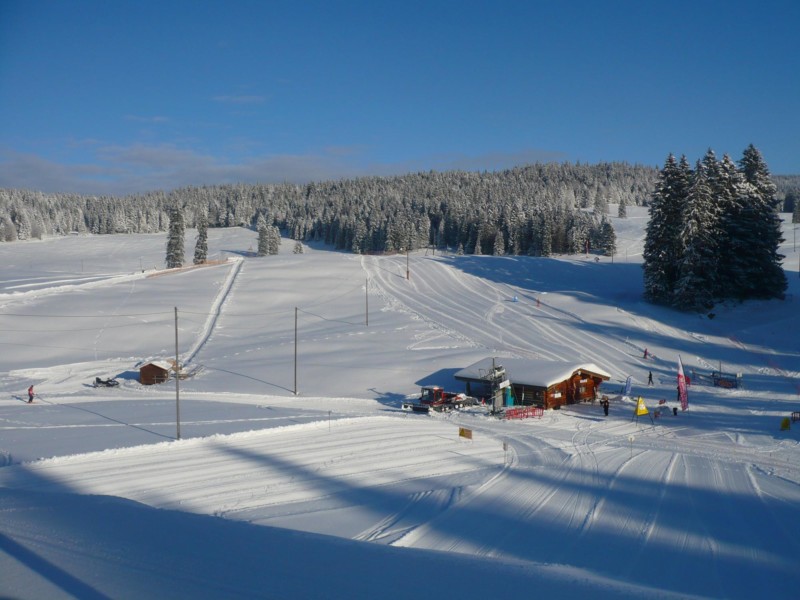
455, 358, 611, 389
141, 360, 173, 372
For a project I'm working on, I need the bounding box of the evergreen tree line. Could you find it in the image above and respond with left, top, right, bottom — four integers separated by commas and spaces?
643, 145, 787, 311
773, 175, 800, 216
0, 162, 656, 256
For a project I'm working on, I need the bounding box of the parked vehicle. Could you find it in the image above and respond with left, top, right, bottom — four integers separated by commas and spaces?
402, 386, 476, 413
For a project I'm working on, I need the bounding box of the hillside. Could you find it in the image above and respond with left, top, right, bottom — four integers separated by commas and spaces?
1, 206, 799, 599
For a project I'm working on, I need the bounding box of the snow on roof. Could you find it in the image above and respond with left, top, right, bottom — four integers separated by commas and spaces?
141, 360, 174, 372
455, 357, 611, 388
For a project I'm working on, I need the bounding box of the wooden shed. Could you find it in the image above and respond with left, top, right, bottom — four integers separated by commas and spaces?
455, 358, 611, 410
139, 360, 173, 385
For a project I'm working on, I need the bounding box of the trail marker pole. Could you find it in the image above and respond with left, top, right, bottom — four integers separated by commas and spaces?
174, 307, 181, 440
294, 307, 298, 395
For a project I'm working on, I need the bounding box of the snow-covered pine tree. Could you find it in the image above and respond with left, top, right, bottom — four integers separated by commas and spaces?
600, 217, 616, 256
540, 216, 552, 257
257, 219, 269, 257
643, 154, 691, 304
472, 229, 482, 255
593, 191, 608, 215
673, 160, 719, 310
193, 210, 208, 265
293, 241, 304, 254
710, 153, 749, 299
736, 144, 787, 299
492, 230, 505, 255
1, 217, 16, 241
618, 196, 627, 218
165, 207, 185, 269
268, 225, 281, 255
793, 194, 800, 224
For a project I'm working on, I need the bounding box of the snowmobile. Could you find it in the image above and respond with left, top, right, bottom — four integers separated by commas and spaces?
93, 377, 119, 388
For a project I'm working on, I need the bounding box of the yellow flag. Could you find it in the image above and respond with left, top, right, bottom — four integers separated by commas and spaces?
636, 396, 649, 416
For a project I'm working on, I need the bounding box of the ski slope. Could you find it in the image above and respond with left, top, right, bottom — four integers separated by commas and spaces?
1, 208, 799, 599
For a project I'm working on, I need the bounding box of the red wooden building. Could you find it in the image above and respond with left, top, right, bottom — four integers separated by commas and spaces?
455, 357, 611, 410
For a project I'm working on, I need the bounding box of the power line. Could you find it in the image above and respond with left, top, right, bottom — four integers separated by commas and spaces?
0, 311, 171, 318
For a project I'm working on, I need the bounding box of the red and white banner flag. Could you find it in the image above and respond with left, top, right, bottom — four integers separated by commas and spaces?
677, 356, 689, 411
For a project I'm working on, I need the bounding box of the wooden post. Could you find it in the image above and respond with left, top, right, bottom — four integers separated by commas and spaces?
174, 307, 181, 440
294, 307, 298, 395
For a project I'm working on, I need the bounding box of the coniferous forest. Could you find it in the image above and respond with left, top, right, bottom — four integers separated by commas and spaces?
0, 163, 655, 257
643, 145, 787, 310
1, 154, 797, 311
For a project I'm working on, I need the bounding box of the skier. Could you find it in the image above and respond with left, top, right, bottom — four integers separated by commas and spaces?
27, 385, 34, 403
601, 397, 609, 416
648, 371, 653, 386
643, 348, 648, 359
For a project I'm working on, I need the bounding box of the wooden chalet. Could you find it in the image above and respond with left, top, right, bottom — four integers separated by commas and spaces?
455, 358, 611, 410
139, 360, 174, 385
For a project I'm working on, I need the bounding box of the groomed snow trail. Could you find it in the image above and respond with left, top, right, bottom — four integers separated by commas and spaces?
0, 415, 506, 540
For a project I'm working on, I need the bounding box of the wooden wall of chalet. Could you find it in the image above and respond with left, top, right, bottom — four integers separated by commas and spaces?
542, 374, 603, 409
140, 364, 170, 385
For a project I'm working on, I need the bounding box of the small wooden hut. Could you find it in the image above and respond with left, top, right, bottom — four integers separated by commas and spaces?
139, 360, 173, 385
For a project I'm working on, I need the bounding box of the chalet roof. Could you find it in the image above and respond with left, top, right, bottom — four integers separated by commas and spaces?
455, 357, 611, 389
141, 360, 173, 372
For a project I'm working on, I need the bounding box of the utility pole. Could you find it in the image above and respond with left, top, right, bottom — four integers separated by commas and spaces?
406, 248, 410, 280
174, 307, 181, 440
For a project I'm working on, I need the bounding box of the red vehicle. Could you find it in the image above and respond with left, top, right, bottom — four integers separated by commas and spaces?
402, 386, 476, 413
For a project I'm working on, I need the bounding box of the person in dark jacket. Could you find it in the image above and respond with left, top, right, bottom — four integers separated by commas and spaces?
601, 397, 609, 416
648, 371, 653, 386
27, 385, 34, 403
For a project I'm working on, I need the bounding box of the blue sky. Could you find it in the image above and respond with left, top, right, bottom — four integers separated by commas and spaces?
1, 0, 798, 195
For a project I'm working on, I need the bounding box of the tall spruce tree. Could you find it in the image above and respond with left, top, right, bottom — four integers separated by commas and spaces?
793, 194, 800, 224
165, 207, 185, 268
600, 217, 616, 256
268, 225, 281, 255
673, 160, 719, 310
643, 154, 691, 303
193, 211, 208, 265
712, 153, 749, 299
737, 144, 787, 299
257, 214, 269, 257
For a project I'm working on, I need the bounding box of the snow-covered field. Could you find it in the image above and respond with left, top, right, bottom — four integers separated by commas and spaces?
1, 207, 799, 599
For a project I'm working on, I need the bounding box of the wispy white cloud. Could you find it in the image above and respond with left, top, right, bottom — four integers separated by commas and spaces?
0, 144, 567, 196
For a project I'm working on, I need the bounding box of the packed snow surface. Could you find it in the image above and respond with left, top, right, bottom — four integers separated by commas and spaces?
1, 209, 799, 599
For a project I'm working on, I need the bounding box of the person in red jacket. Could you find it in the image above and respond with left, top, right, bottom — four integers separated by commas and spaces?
27, 385, 34, 403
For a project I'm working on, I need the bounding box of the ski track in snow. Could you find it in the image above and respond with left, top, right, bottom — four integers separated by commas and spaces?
2, 223, 799, 600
